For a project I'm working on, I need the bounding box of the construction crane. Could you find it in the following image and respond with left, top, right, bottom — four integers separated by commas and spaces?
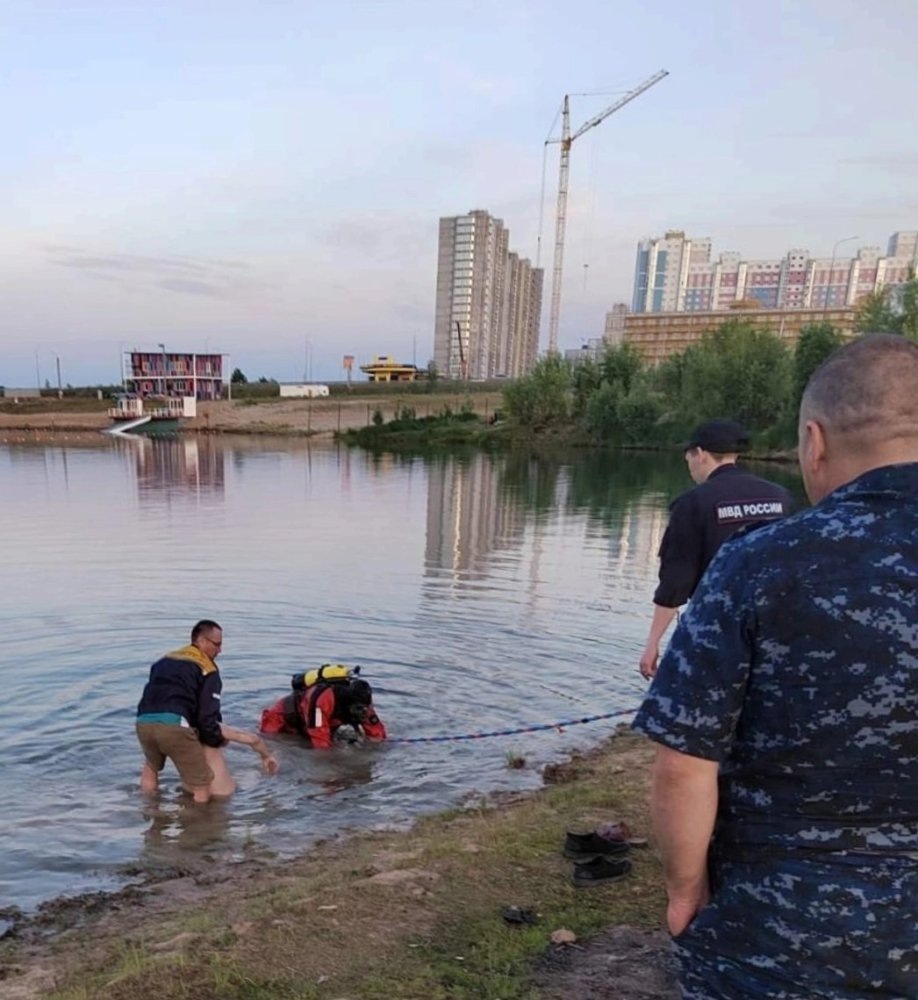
545, 69, 669, 354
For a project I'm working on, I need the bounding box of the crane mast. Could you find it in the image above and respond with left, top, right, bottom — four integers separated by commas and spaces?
546, 69, 669, 354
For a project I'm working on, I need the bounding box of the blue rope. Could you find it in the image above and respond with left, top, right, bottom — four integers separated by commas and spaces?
387, 707, 639, 744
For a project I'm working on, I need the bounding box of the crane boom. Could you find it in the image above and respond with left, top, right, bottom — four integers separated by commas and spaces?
546, 69, 668, 354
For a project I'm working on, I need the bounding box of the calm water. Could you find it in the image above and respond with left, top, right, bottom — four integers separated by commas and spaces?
0, 435, 801, 912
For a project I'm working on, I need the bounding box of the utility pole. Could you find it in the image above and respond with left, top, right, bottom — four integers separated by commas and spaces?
158, 342, 167, 396
545, 69, 668, 354
824, 235, 859, 315
56, 356, 63, 398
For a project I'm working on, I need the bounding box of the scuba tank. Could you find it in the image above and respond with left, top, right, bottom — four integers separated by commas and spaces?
291, 663, 359, 692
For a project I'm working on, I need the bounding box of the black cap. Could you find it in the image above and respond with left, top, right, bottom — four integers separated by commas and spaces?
682, 419, 749, 454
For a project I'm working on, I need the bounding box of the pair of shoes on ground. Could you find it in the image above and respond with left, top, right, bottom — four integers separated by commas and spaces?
564, 829, 632, 887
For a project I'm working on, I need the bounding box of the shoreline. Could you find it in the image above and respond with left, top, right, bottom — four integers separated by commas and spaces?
0, 729, 677, 1000
1, 400, 799, 463
0, 395, 500, 441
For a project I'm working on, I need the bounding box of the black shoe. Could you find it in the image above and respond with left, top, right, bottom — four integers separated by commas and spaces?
563, 830, 631, 861
570, 855, 632, 888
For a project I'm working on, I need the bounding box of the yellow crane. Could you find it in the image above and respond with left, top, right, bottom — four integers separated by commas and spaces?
545, 69, 669, 354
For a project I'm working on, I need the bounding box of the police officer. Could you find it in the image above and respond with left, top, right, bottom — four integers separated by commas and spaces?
633, 335, 918, 998
639, 419, 793, 679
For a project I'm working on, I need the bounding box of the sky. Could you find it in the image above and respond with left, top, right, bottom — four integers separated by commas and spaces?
1, 0, 917, 386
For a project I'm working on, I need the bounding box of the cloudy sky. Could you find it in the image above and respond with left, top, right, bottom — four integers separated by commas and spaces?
1, 0, 916, 385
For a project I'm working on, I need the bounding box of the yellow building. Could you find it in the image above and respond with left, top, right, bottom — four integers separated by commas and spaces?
359, 355, 427, 382
622, 306, 858, 365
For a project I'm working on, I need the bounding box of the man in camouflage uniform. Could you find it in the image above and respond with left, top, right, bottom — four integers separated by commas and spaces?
633, 334, 918, 998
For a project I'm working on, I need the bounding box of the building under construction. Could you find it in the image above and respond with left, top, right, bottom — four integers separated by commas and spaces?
619, 304, 857, 365
433, 210, 543, 381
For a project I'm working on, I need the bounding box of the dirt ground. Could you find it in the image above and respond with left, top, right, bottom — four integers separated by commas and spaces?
0, 734, 679, 1000
0, 395, 500, 439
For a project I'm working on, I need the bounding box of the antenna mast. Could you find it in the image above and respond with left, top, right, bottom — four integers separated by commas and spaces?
545, 69, 668, 354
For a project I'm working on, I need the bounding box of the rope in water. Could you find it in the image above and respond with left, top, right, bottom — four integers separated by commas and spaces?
386, 706, 639, 744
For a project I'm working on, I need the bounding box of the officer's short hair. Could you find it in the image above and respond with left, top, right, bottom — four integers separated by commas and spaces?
801, 334, 918, 452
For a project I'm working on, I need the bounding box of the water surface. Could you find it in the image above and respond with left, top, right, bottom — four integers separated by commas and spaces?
0, 435, 801, 911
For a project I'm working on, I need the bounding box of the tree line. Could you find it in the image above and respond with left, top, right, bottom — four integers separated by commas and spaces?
503, 276, 918, 451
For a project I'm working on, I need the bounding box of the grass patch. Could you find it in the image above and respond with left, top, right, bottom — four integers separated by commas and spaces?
32, 731, 662, 1000
339, 405, 508, 451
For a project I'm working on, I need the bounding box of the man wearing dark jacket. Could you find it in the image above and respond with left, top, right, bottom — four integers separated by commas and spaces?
639, 420, 793, 679
136, 620, 277, 802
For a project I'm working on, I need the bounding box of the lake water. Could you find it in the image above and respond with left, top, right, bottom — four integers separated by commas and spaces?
0, 435, 801, 913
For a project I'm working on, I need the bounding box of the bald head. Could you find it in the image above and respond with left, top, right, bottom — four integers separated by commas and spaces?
798, 334, 918, 501
801, 334, 918, 450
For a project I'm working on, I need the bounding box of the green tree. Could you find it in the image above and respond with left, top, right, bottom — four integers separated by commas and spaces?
671, 321, 792, 431
599, 342, 644, 394
793, 323, 844, 405
580, 344, 650, 443
855, 289, 900, 334
503, 354, 572, 430
855, 274, 918, 340
571, 356, 601, 418
898, 273, 918, 339
231, 367, 248, 384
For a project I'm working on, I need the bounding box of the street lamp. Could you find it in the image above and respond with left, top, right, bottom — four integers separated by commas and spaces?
824, 236, 860, 311
158, 342, 167, 397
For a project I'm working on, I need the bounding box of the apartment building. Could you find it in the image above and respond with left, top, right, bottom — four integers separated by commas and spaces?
433, 210, 543, 380
121, 350, 225, 400
632, 231, 916, 313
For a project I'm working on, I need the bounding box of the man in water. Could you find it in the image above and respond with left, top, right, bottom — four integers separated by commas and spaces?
136, 619, 278, 802
634, 335, 918, 997
639, 419, 793, 679
260, 668, 387, 748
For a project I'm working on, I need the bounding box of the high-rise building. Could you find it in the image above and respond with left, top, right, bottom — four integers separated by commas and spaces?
632, 230, 712, 313
631, 231, 916, 313
434, 210, 543, 379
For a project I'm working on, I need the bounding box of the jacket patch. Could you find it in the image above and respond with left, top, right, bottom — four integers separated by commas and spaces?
716, 500, 786, 523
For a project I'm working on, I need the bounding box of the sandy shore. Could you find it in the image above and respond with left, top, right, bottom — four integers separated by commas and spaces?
0, 394, 501, 439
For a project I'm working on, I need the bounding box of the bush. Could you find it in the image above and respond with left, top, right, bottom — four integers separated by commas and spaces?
502, 355, 572, 430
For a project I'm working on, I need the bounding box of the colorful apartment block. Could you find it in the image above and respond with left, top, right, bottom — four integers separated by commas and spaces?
122, 350, 226, 400
633, 231, 916, 313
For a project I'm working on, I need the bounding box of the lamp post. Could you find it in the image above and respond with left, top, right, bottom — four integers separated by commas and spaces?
158, 342, 167, 397
824, 235, 859, 312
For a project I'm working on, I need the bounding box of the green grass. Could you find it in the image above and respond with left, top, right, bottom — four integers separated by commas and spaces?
35, 731, 661, 1000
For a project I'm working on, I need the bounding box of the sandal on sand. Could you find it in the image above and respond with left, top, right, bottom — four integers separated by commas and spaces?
570, 855, 632, 888
563, 830, 630, 861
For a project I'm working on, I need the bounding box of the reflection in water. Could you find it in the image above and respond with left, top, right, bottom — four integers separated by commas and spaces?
132, 437, 225, 502
296, 746, 377, 800
423, 450, 671, 588
425, 455, 525, 579
141, 795, 232, 860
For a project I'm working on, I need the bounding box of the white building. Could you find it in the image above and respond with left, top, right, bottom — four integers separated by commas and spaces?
433, 209, 543, 380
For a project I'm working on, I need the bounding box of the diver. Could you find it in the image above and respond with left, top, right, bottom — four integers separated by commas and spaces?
259, 664, 387, 748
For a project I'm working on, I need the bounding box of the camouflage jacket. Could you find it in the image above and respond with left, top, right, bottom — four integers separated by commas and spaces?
633, 463, 918, 856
